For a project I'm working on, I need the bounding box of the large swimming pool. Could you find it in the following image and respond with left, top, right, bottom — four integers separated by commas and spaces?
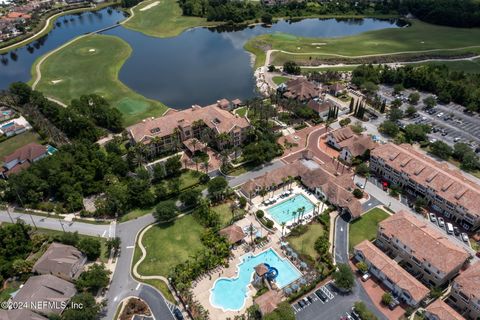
210, 248, 301, 311
266, 194, 315, 225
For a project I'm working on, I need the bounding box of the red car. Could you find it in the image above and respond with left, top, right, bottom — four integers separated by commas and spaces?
382, 181, 388, 191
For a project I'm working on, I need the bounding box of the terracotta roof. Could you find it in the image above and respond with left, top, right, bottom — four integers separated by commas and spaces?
340, 134, 376, 157
355, 240, 429, 303
329, 83, 346, 93
217, 98, 230, 109
183, 138, 206, 154
453, 261, 480, 304
425, 299, 464, 320
283, 78, 318, 101
0, 309, 47, 320
232, 99, 242, 105
330, 127, 354, 143
219, 224, 245, 243
127, 104, 250, 144
32, 243, 85, 280
3, 143, 47, 164
307, 100, 332, 114
12, 275, 76, 315
372, 143, 480, 219
254, 290, 283, 314
255, 263, 269, 276
378, 211, 470, 274
6, 12, 31, 19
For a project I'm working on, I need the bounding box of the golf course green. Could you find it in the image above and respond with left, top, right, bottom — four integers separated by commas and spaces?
245, 20, 480, 68
123, 0, 217, 38
30, 34, 168, 126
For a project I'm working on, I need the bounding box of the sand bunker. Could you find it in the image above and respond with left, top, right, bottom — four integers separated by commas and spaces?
140, 1, 160, 11
311, 43, 326, 45
51, 79, 63, 84
89, 48, 96, 52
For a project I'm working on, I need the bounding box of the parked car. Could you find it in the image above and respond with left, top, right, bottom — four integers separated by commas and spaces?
356, 182, 364, 189
361, 273, 371, 282
461, 233, 469, 242
389, 298, 400, 310
454, 137, 461, 142
298, 300, 306, 308
429, 213, 436, 222
173, 308, 184, 320
351, 308, 361, 320
446, 222, 454, 235
307, 295, 313, 303
438, 217, 445, 227
453, 227, 460, 236
315, 289, 328, 302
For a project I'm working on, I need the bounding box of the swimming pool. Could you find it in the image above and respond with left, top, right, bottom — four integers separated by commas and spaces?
266, 194, 315, 225
210, 248, 301, 311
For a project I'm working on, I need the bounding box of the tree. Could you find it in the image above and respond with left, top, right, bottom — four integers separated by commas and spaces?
415, 197, 428, 212
453, 143, 472, 161
388, 108, 403, 121
356, 261, 368, 274
405, 105, 417, 117
62, 293, 101, 320
408, 92, 420, 105
404, 124, 430, 142
352, 188, 363, 199
154, 200, 178, 222
353, 302, 378, 320
261, 13, 273, 24
78, 238, 101, 261
379, 120, 399, 137
382, 292, 393, 306
179, 189, 201, 208
430, 141, 453, 160
264, 302, 295, 320
355, 163, 369, 177
283, 61, 301, 75
239, 196, 247, 209
106, 237, 121, 254
208, 176, 228, 201
164, 155, 182, 177
461, 152, 480, 171
423, 96, 437, 109
393, 83, 404, 94
333, 263, 355, 292
380, 100, 386, 113
76, 263, 110, 293
390, 98, 402, 108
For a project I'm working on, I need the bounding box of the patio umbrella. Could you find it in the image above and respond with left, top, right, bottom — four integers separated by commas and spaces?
284, 288, 292, 296
286, 247, 293, 255
280, 242, 288, 248
300, 262, 308, 270
299, 278, 307, 285
291, 252, 298, 260
256, 231, 262, 238
291, 284, 299, 292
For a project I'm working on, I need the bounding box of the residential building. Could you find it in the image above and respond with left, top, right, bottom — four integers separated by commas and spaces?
376, 211, 470, 287
328, 83, 346, 96
326, 127, 376, 163
254, 290, 283, 315
240, 157, 363, 219
0, 116, 32, 138
0, 309, 47, 320
279, 78, 319, 102
307, 99, 333, 119
1, 143, 49, 178
32, 242, 86, 281
370, 143, 480, 230
126, 103, 250, 156
450, 261, 480, 320
424, 300, 464, 320
11, 274, 76, 316
354, 240, 429, 307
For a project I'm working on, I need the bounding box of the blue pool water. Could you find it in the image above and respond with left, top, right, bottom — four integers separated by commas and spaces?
1, 122, 14, 129
210, 248, 301, 311
267, 194, 315, 225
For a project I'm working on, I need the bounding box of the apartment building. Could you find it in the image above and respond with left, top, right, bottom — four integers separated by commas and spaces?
127, 102, 250, 156
326, 126, 376, 163
376, 211, 470, 287
450, 261, 480, 319
370, 143, 480, 230
424, 300, 464, 320
354, 240, 429, 307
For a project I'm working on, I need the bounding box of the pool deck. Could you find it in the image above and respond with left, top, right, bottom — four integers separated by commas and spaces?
251, 183, 326, 234
191, 215, 288, 320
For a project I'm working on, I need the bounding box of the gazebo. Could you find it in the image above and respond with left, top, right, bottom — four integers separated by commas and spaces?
219, 224, 246, 244
254, 290, 283, 315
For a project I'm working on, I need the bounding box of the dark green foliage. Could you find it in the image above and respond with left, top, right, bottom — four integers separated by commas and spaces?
264, 302, 295, 320
353, 301, 378, 320
77, 238, 101, 261
0, 222, 32, 279
179, 189, 201, 207
283, 61, 301, 75
62, 293, 101, 320
352, 188, 363, 199
430, 141, 453, 160
70, 95, 123, 133
55, 231, 80, 246
332, 263, 355, 291
76, 263, 110, 293
154, 200, 178, 222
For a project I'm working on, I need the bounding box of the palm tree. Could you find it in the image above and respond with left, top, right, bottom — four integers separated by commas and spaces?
282, 177, 287, 190
193, 157, 200, 172
191, 138, 198, 153
287, 176, 293, 189
217, 133, 231, 150
260, 187, 267, 202
271, 183, 276, 197
230, 202, 237, 223
364, 172, 370, 190
203, 159, 209, 173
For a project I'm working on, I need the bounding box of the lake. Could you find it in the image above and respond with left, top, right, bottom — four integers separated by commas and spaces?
0, 8, 404, 109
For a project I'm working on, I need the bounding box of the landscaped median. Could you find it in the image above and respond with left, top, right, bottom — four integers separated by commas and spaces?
348, 207, 390, 252
29, 34, 168, 126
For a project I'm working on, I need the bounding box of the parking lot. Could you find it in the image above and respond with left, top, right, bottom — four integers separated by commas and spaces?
377, 85, 480, 149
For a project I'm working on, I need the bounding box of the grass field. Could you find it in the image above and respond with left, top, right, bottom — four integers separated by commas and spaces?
409, 58, 480, 74
31, 34, 168, 126
245, 20, 480, 68
288, 222, 325, 260
234, 106, 248, 117
349, 208, 390, 252
0, 132, 43, 158
135, 215, 205, 277
272, 76, 289, 85
123, 0, 217, 38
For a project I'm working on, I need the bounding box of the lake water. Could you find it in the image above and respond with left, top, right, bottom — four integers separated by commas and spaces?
0, 8, 404, 109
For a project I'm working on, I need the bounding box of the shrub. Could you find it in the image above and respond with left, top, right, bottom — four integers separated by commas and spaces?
265, 219, 274, 229
256, 210, 264, 219
352, 188, 363, 199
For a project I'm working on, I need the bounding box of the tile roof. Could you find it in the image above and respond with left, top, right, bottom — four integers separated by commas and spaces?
283, 78, 319, 101
340, 134, 376, 157
12, 275, 76, 315
254, 290, 283, 314
355, 240, 429, 303
32, 243, 85, 280
371, 143, 480, 218
453, 261, 480, 303
3, 143, 47, 164
330, 126, 354, 143
307, 100, 332, 114
219, 225, 245, 243
127, 104, 250, 144
0, 309, 47, 320
425, 299, 464, 320
378, 211, 470, 274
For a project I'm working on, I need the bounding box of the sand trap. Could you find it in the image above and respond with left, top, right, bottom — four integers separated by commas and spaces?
89, 48, 96, 52
51, 79, 63, 84
140, 1, 160, 11
311, 43, 326, 45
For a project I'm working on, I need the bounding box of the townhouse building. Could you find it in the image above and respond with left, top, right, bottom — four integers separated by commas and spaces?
354, 240, 429, 307
370, 143, 480, 230
450, 261, 480, 320
376, 211, 470, 287
326, 126, 376, 163
424, 300, 464, 320
127, 101, 250, 156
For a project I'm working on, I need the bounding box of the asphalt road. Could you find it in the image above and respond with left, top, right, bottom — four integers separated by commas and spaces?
0, 209, 115, 237
228, 159, 286, 187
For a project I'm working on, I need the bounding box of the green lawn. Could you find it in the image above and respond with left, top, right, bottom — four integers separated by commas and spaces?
410, 58, 480, 74
234, 106, 248, 117
245, 20, 480, 67
211, 203, 234, 227
135, 215, 206, 277
272, 76, 289, 85
288, 222, 325, 259
31, 34, 168, 126
349, 208, 390, 252
0, 131, 43, 158
178, 170, 202, 189
119, 207, 154, 223
123, 0, 217, 38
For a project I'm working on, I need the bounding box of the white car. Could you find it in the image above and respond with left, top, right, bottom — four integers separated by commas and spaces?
437, 112, 444, 118
454, 137, 461, 142
356, 182, 364, 189
438, 217, 445, 227
429, 213, 436, 222
361, 273, 371, 282
461, 233, 469, 242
